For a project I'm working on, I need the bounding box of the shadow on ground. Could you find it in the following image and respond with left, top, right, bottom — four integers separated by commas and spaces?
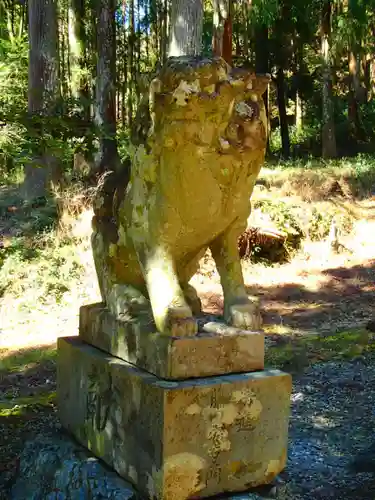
282, 356, 375, 499
0, 343, 58, 496
200, 260, 375, 336
0, 184, 57, 245
0, 344, 57, 399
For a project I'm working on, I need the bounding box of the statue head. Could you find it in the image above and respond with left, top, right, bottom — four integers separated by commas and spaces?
144, 56, 270, 156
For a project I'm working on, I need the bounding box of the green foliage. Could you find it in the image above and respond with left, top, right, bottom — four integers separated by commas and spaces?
254, 156, 370, 243
0, 391, 56, 416
359, 100, 375, 140
0, 346, 57, 375
269, 124, 321, 156
0, 26, 92, 183
253, 198, 303, 236
344, 154, 375, 197
0, 36, 29, 179
308, 208, 334, 241
266, 328, 374, 373
250, 0, 280, 26
0, 36, 28, 113
1, 0, 375, 189
0, 195, 84, 306
117, 129, 131, 163
249, 198, 303, 262
202, 8, 213, 56
0, 235, 84, 305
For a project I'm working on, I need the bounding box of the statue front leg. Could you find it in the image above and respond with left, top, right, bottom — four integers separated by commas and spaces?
210, 222, 262, 330
136, 244, 198, 337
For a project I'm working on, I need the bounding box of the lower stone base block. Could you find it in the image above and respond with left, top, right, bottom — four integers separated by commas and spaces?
57, 337, 291, 500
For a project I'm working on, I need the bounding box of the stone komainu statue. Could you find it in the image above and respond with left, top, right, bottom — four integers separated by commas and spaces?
92, 56, 270, 337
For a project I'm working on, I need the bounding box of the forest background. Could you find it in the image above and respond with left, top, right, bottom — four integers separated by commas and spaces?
2, 0, 375, 192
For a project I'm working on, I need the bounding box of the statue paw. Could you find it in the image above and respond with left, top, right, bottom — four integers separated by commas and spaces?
163, 305, 198, 337
225, 298, 262, 330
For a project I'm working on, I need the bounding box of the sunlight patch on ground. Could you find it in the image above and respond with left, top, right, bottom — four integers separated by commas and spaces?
262, 324, 295, 336
0, 208, 101, 350
241, 206, 375, 293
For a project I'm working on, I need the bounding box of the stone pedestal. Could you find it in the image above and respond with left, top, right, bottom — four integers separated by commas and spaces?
79, 303, 265, 379
57, 304, 292, 500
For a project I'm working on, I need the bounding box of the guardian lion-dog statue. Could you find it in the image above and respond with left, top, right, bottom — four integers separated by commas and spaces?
92, 56, 270, 337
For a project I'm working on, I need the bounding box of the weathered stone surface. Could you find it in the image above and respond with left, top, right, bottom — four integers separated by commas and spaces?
79, 303, 264, 379
10, 433, 137, 500
92, 56, 269, 337
58, 337, 291, 500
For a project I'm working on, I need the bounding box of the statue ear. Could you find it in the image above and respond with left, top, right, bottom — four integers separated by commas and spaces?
251, 74, 271, 96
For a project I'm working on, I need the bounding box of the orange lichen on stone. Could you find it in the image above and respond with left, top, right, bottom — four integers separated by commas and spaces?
163, 453, 207, 500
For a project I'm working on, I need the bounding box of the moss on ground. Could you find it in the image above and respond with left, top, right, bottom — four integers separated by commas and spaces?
0, 345, 57, 373
266, 327, 374, 373
0, 391, 56, 416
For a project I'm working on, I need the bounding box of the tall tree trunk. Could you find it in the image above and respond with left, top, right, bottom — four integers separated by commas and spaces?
94, 0, 121, 175
89, 0, 97, 122
3, 2, 15, 40
60, 11, 69, 99
242, 0, 249, 60
362, 53, 371, 98
294, 35, 303, 130
369, 23, 375, 99
255, 24, 270, 152
157, 0, 163, 59
295, 90, 302, 130
145, 0, 150, 64
161, 0, 168, 63
121, 0, 127, 127
222, 1, 232, 64
348, 51, 366, 141
276, 68, 290, 158
136, 0, 142, 91
168, 0, 203, 57
65, 3, 71, 94
321, 0, 337, 158
212, 0, 232, 64
128, 0, 135, 126
69, 0, 85, 99
20, 2, 26, 37
70, 0, 92, 162
151, 0, 159, 60
213, 0, 224, 57
24, 0, 61, 201
0, 2, 8, 40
